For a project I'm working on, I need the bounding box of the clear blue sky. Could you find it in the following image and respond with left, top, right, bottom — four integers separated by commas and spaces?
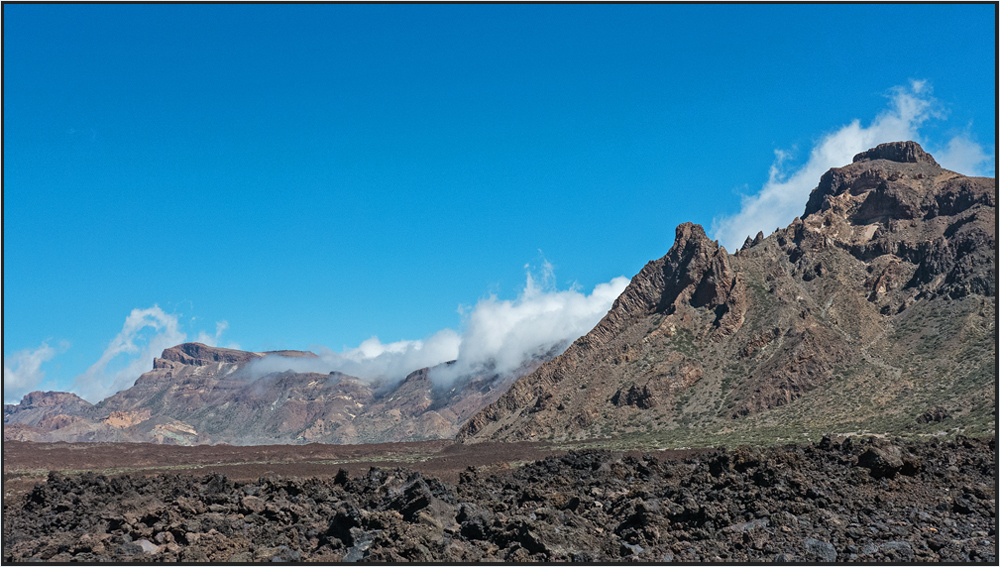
3, 3, 996, 403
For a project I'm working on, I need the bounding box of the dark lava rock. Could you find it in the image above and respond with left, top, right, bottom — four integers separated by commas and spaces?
880, 541, 914, 561
857, 439, 904, 479
803, 537, 837, 562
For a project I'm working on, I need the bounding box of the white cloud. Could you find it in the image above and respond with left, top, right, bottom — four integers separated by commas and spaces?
711, 80, 994, 251
5, 309, 234, 404
71, 306, 187, 403
249, 266, 630, 387
933, 134, 995, 177
3, 342, 60, 404
433, 269, 630, 384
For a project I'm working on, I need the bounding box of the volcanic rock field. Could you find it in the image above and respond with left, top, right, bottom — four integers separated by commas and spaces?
3, 435, 995, 562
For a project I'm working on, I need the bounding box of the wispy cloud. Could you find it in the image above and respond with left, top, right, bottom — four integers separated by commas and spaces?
71, 306, 187, 403
249, 265, 630, 387
4, 308, 235, 404
3, 342, 63, 404
934, 133, 995, 177
712, 81, 995, 251
197, 320, 239, 350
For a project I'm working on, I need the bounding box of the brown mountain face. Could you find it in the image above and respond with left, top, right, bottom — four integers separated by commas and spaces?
458, 142, 996, 445
4, 343, 539, 445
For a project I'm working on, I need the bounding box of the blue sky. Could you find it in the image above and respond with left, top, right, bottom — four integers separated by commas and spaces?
3, 3, 996, 403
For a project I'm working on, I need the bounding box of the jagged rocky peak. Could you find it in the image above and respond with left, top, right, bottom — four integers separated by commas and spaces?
852, 140, 938, 165
585, 222, 749, 354
741, 230, 765, 251
589, 222, 736, 344
657, 222, 738, 315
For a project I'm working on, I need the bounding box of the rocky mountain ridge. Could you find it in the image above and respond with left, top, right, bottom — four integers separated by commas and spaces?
458, 141, 995, 445
4, 343, 538, 445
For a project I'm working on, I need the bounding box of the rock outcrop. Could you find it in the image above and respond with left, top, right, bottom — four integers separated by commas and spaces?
459, 142, 995, 443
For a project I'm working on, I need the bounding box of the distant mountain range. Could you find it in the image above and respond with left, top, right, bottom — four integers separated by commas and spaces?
4, 342, 545, 445
6, 142, 995, 447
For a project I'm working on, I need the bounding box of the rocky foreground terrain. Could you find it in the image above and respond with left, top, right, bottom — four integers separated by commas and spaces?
2, 435, 995, 562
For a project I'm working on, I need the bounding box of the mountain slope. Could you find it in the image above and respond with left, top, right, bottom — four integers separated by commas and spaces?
458, 141, 996, 444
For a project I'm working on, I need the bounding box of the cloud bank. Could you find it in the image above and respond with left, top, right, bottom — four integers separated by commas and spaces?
248, 266, 631, 386
712, 81, 995, 251
435, 266, 629, 383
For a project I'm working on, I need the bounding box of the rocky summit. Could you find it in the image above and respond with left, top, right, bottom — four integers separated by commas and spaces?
459, 141, 995, 445
4, 343, 538, 446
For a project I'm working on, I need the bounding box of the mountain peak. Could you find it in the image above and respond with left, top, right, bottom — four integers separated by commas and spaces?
672, 221, 712, 247
800, 141, 976, 220
852, 141, 938, 165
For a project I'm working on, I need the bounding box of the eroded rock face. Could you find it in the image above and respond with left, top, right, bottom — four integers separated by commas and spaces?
460, 141, 995, 444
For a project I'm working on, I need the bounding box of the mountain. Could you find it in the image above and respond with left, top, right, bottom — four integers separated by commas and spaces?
3, 343, 540, 445
458, 142, 996, 445
6, 141, 994, 449
2, 391, 96, 442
